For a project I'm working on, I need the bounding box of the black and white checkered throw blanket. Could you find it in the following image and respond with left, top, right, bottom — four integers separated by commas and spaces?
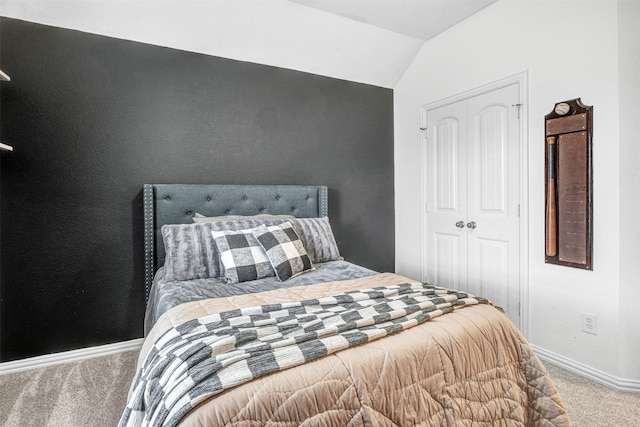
119, 281, 489, 427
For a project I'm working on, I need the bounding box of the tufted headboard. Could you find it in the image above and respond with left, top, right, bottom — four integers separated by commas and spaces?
142, 184, 328, 301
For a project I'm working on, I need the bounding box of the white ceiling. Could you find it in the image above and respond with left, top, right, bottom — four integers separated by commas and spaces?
291, 0, 496, 41
0, 0, 496, 88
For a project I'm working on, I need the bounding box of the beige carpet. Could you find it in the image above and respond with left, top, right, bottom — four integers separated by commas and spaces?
542, 362, 640, 427
0, 350, 139, 427
1, 350, 639, 426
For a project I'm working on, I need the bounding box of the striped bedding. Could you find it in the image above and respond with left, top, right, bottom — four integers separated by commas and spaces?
126, 273, 571, 427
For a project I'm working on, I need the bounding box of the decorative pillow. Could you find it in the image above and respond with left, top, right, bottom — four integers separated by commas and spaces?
288, 217, 342, 263
160, 217, 335, 282
211, 228, 275, 284
162, 219, 276, 282
252, 222, 313, 281
161, 223, 213, 282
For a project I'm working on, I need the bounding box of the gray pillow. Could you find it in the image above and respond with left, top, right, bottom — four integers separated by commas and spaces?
288, 217, 342, 263
162, 218, 289, 282
161, 217, 341, 282
161, 223, 212, 283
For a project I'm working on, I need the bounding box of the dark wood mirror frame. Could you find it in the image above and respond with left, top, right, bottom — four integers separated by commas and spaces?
544, 98, 593, 270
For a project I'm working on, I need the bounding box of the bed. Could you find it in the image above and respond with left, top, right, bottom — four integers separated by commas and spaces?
121, 184, 571, 427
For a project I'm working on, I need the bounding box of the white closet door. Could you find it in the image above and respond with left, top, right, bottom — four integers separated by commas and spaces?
425, 84, 521, 328
466, 84, 520, 326
425, 100, 468, 289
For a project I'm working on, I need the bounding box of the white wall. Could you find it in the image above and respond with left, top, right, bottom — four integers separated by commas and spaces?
617, 0, 640, 381
395, 0, 635, 381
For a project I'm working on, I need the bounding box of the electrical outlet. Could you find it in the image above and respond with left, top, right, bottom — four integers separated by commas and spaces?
582, 313, 597, 335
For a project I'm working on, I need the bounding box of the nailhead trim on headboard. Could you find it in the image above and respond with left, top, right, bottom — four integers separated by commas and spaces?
143, 184, 155, 304
319, 186, 328, 217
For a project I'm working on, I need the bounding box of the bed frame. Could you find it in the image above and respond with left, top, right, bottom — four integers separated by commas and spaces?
142, 184, 329, 303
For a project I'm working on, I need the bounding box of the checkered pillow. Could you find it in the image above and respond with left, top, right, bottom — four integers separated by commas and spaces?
252, 222, 313, 281
211, 228, 275, 284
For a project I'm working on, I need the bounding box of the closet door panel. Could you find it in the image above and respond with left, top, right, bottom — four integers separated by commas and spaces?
425, 100, 467, 288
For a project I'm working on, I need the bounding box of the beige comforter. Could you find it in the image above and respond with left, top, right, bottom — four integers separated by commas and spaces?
139, 273, 570, 426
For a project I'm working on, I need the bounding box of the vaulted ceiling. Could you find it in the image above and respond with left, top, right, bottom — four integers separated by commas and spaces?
0, 0, 496, 88
291, 0, 496, 42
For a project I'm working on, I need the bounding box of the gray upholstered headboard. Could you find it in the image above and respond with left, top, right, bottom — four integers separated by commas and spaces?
142, 184, 328, 301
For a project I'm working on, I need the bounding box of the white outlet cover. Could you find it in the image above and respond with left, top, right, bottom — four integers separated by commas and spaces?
582, 313, 598, 335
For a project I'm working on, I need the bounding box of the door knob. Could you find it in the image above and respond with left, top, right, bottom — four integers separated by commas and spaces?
455, 221, 465, 228
467, 221, 477, 229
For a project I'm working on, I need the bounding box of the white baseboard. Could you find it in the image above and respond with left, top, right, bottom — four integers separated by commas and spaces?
0, 338, 144, 376
4, 339, 638, 393
532, 344, 640, 393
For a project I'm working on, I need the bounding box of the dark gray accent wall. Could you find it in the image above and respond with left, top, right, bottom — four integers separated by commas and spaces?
0, 18, 394, 362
